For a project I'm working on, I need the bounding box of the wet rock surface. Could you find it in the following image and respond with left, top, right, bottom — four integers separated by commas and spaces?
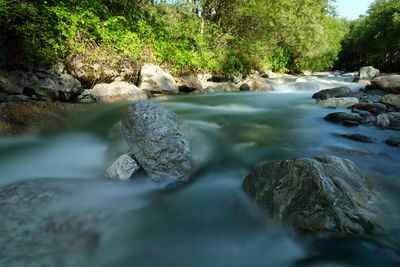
324, 112, 362, 125
121, 100, 192, 182
385, 136, 400, 148
381, 94, 400, 109
312, 86, 351, 100
335, 133, 376, 143
242, 156, 378, 233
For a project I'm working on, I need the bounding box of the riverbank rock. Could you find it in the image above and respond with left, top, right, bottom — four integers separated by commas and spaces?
86, 81, 147, 103
0, 69, 81, 101
312, 86, 351, 100
317, 97, 359, 107
242, 156, 378, 233
324, 112, 362, 125
381, 94, 400, 109
105, 153, 140, 180
349, 103, 387, 114
176, 76, 203, 92
241, 75, 273, 92
371, 75, 400, 93
359, 66, 379, 80
121, 101, 192, 182
139, 64, 178, 94
204, 82, 239, 93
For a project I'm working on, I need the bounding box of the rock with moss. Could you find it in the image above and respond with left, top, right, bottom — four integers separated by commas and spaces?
242, 156, 378, 233
122, 100, 192, 182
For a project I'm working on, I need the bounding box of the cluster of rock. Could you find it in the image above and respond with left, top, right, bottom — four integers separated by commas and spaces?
106, 100, 193, 183
0, 63, 279, 105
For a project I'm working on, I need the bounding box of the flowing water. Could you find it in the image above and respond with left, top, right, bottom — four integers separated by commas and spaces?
1, 75, 399, 266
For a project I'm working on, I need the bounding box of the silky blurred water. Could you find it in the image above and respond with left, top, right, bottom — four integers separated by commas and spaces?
0, 75, 399, 266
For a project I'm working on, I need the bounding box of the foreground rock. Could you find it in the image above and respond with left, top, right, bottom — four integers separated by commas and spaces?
0, 101, 81, 135
371, 75, 400, 93
312, 86, 351, 100
0, 68, 81, 101
242, 156, 378, 233
83, 81, 148, 103
381, 94, 400, 109
317, 97, 359, 107
139, 64, 178, 94
105, 153, 140, 180
359, 66, 379, 80
122, 101, 192, 182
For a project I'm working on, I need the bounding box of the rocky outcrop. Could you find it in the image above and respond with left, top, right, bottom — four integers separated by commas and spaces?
121, 101, 192, 182
105, 153, 140, 180
381, 94, 400, 109
176, 76, 203, 92
0, 68, 81, 101
139, 64, 178, 94
84, 81, 147, 103
359, 66, 379, 80
312, 86, 351, 100
66, 57, 139, 85
317, 97, 359, 107
242, 156, 378, 233
371, 75, 400, 93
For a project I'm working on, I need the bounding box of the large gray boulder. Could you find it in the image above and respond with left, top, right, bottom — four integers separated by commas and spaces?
139, 64, 178, 94
121, 101, 192, 182
88, 81, 147, 103
312, 86, 351, 100
371, 75, 400, 93
0, 69, 81, 100
359, 66, 380, 80
242, 156, 378, 233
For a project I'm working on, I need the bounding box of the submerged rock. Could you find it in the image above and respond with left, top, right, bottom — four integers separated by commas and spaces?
371, 75, 400, 93
139, 64, 178, 94
317, 97, 359, 107
359, 66, 380, 80
241, 75, 273, 91
242, 156, 378, 233
312, 86, 351, 100
121, 100, 192, 182
385, 136, 400, 148
376, 113, 391, 128
335, 133, 375, 143
205, 82, 239, 93
105, 153, 140, 180
88, 81, 148, 102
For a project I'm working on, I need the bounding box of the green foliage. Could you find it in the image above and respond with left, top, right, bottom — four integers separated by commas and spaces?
0, 0, 347, 73
336, 0, 400, 71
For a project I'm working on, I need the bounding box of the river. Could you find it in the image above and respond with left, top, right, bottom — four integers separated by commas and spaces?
0, 74, 399, 266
